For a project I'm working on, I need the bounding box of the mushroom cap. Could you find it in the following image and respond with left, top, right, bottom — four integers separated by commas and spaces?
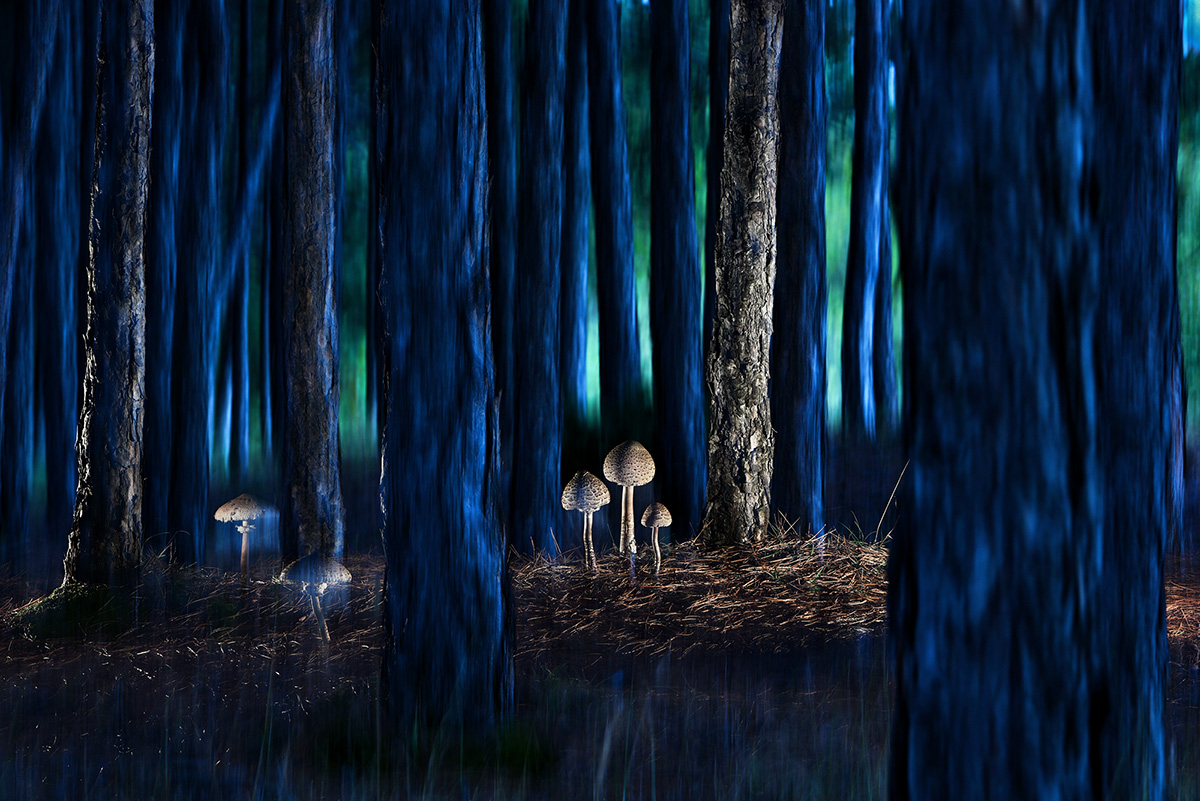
279, 553, 352, 588
602, 440, 656, 487
214, 493, 274, 522
561, 470, 611, 513
641, 502, 672, 528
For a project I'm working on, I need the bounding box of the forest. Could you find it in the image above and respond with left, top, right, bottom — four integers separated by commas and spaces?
2, 0, 1200, 798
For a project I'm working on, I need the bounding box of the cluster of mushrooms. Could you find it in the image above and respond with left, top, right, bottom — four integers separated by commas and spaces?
560, 440, 672, 574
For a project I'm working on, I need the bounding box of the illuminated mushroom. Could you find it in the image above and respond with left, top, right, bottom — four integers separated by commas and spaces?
214, 493, 274, 586
561, 470, 611, 570
279, 553, 351, 641
640, 502, 672, 575
602, 441, 655, 556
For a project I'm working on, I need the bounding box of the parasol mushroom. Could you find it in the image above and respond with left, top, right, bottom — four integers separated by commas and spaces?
214, 493, 275, 585
640, 502, 672, 575
278, 553, 352, 641
602, 441, 656, 556
561, 470, 611, 570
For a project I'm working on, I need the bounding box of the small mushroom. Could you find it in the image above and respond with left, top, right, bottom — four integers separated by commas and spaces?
214, 493, 275, 586
640, 502, 672, 575
602, 441, 655, 556
561, 470, 611, 570
279, 553, 352, 641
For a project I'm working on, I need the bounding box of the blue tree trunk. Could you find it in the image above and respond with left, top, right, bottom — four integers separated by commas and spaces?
561, 0, 590, 439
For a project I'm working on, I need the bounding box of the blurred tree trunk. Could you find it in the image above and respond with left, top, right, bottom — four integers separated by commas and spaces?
891, 1, 1169, 796
1089, 0, 1178, 793
63, 0, 153, 587
771, 0, 825, 538
587, 0, 642, 437
705, 0, 729, 365
284, 0, 345, 561
3, 198, 34, 560
510, 0, 567, 556
377, 0, 510, 735
703, 0, 783, 546
264, 0, 287, 509
561, 0, 590, 440
840, 0, 889, 440
650, 0, 705, 537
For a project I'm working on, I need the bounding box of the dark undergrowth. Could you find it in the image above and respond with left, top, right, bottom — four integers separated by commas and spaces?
0, 543, 1197, 799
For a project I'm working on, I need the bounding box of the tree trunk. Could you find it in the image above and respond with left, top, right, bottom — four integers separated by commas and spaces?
890, 1, 1168, 796
587, 0, 642, 436
510, 0, 567, 556
284, 0, 345, 561
2, 204, 34, 559
840, 0, 888, 440
705, 0, 730, 366
770, 0, 825, 538
703, 0, 783, 546
63, 0, 153, 587
650, 0, 705, 537
1088, 0, 1178, 793
377, 0, 510, 734
561, 0, 590, 438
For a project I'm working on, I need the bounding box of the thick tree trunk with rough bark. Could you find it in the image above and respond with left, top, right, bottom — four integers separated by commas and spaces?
840, 0, 888, 440
510, 0, 567, 556
771, 0, 825, 538
705, 0, 730, 363
650, 0, 705, 537
63, 0, 153, 587
377, 0, 510, 735
284, 0, 345, 561
703, 0, 783, 546
890, 1, 1170, 797
587, 0, 642, 435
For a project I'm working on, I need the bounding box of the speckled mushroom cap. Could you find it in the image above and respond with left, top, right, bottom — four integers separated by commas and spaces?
602, 440, 656, 487
561, 471, 611, 513
214, 493, 274, 522
280, 553, 352, 587
641, 502, 672, 528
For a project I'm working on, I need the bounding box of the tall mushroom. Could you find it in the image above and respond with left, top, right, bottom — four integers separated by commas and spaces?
602, 440, 656, 556
640, 502, 672, 575
279, 553, 352, 641
561, 470, 611, 570
214, 494, 275, 586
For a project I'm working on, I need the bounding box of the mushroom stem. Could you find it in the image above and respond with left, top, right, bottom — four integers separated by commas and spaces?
583, 511, 596, 570
652, 525, 661, 574
311, 591, 329, 641
239, 522, 254, 586
617, 486, 628, 554
624, 485, 636, 555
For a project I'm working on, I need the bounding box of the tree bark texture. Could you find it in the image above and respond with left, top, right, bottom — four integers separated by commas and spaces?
1088, 0, 1178, 793
705, 0, 730, 365
482, 0, 518, 529
890, 1, 1168, 797
510, 0, 567, 556
587, 0, 642, 435
561, 0, 590, 435
703, 0, 783, 546
285, 0, 345, 561
840, 0, 889, 440
377, 0, 510, 734
650, 0, 705, 537
771, 0, 825, 538
63, 0, 153, 587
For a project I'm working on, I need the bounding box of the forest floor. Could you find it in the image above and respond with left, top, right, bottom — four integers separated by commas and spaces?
0, 533, 1198, 799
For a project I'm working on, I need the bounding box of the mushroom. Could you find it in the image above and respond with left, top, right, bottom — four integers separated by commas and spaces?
602, 441, 656, 556
640, 502, 672, 575
278, 553, 352, 641
214, 493, 274, 586
561, 470, 611, 570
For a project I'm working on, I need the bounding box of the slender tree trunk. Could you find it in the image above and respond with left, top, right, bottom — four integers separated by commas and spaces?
377, 0, 510, 734
561, 0, 590, 438
771, 0, 825, 538
872, 100, 897, 434
840, 0, 888, 440
227, 0, 254, 483
63, 0, 153, 587
650, 0, 705, 537
705, 0, 730, 366
3, 206, 34, 557
587, 0, 642, 436
284, 0, 345, 561
890, 1, 1167, 796
703, 0, 783, 546
510, 0, 567, 556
